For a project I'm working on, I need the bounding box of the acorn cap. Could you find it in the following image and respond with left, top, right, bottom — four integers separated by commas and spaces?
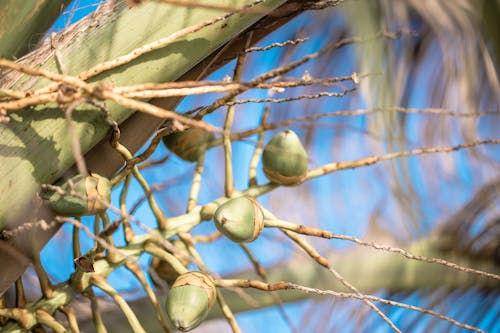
262, 130, 308, 186
213, 197, 264, 243
46, 172, 111, 216
163, 127, 214, 162
166, 271, 216, 332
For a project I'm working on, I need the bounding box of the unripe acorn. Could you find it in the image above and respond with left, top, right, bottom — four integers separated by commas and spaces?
213, 196, 264, 243
262, 130, 308, 186
166, 271, 216, 332
163, 127, 214, 162
46, 172, 111, 216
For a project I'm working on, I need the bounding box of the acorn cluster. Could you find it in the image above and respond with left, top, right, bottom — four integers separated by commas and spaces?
160, 130, 309, 331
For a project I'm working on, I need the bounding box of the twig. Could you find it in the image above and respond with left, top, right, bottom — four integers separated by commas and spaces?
120, 174, 135, 243
0, 58, 91, 94
239, 243, 299, 333
15, 278, 25, 308
32, 252, 53, 299
248, 105, 269, 186
55, 216, 132, 263
193, 30, 411, 119
216, 291, 242, 333
59, 306, 80, 333
221, 88, 357, 107
91, 275, 147, 333
244, 37, 309, 53
306, 139, 500, 180
187, 152, 206, 212
113, 142, 168, 230
235, 107, 497, 138
96, 88, 222, 133
78, 0, 265, 81
215, 279, 484, 333
223, 46, 248, 197
282, 229, 401, 333
264, 219, 500, 281
35, 310, 66, 333
125, 262, 172, 332
84, 289, 108, 333
192, 231, 222, 243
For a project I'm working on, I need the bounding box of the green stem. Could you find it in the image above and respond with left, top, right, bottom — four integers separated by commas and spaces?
125, 262, 172, 333
120, 174, 135, 243
91, 275, 147, 333
35, 309, 67, 333
187, 151, 206, 212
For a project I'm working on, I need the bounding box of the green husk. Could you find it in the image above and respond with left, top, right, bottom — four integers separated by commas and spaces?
46, 173, 111, 216
163, 128, 215, 162
165, 271, 216, 332
262, 130, 308, 185
213, 196, 264, 243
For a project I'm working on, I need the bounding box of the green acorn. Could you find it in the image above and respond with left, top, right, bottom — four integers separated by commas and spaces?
163, 127, 214, 162
213, 197, 264, 243
262, 130, 308, 186
46, 172, 111, 216
166, 271, 216, 332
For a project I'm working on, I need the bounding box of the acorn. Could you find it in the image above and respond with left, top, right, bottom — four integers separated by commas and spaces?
213, 197, 264, 243
262, 130, 308, 186
46, 172, 111, 216
163, 127, 214, 162
165, 271, 216, 332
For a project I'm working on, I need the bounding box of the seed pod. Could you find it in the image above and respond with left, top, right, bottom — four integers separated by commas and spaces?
262, 130, 308, 185
150, 240, 190, 285
166, 271, 216, 332
213, 196, 264, 243
46, 172, 111, 216
163, 127, 214, 162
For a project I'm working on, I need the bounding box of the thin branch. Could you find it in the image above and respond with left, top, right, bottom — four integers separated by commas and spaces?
91, 275, 147, 333
306, 139, 500, 180
59, 306, 80, 333
84, 289, 108, 333
264, 219, 500, 281
193, 30, 412, 119
282, 229, 401, 333
239, 243, 299, 333
77, 0, 266, 81
244, 37, 309, 53
248, 106, 269, 186
125, 262, 172, 333
216, 291, 242, 333
223, 46, 248, 197
187, 152, 206, 212
215, 279, 484, 333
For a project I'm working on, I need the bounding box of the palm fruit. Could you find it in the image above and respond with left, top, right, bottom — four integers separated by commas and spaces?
46, 172, 111, 216
162, 127, 214, 162
213, 196, 264, 243
262, 130, 308, 185
150, 240, 190, 285
165, 271, 216, 332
